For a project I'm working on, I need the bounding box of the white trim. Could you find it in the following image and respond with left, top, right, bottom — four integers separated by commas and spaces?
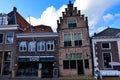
101, 42, 111, 49
0, 27, 18, 30
117, 41, 120, 61
0, 25, 19, 30
16, 33, 58, 38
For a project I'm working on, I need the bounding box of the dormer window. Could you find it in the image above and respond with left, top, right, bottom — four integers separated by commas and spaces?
68, 20, 77, 28
31, 27, 35, 32
41, 28, 45, 32
0, 13, 8, 25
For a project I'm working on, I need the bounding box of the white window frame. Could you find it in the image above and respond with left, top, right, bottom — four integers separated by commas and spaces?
6, 32, 14, 44
28, 41, 36, 52
19, 41, 27, 52
101, 42, 111, 49
37, 41, 45, 52
46, 40, 54, 51
0, 14, 8, 25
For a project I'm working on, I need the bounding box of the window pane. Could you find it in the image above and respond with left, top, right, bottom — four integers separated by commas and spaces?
19, 41, 27, 52
6, 32, 14, 43
103, 53, 112, 68
28, 41, 36, 52
70, 60, 76, 69
0, 34, 3, 43
46, 40, 54, 51
64, 34, 71, 41
68, 20, 77, 28
63, 60, 69, 69
102, 43, 110, 48
85, 59, 89, 68
37, 41, 45, 52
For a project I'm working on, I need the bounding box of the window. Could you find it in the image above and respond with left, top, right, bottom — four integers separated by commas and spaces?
70, 60, 76, 69
31, 27, 35, 32
68, 20, 77, 28
64, 34, 71, 47
28, 41, 36, 52
6, 32, 14, 44
0, 14, 8, 25
63, 60, 69, 69
46, 40, 54, 51
4, 52, 11, 61
103, 53, 112, 68
74, 33, 82, 46
63, 60, 76, 69
19, 41, 27, 52
102, 43, 110, 49
65, 53, 83, 60
0, 34, 3, 43
85, 59, 89, 68
37, 41, 45, 52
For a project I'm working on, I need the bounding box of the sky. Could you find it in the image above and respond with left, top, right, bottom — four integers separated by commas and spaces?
0, 0, 120, 36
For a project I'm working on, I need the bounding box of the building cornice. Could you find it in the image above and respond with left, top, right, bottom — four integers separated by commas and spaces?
16, 32, 58, 38
0, 24, 19, 30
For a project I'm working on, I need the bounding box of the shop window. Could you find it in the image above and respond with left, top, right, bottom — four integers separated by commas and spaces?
6, 32, 14, 44
37, 41, 45, 52
68, 20, 77, 28
85, 59, 89, 68
46, 40, 54, 51
103, 52, 112, 69
0, 34, 3, 43
28, 41, 36, 52
4, 52, 11, 61
19, 41, 27, 52
102, 42, 110, 49
63, 60, 69, 69
64, 34, 71, 47
74, 33, 82, 46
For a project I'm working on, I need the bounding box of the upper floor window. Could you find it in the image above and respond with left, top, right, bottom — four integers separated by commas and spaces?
68, 20, 77, 28
6, 32, 14, 44
0, 34, 3, 43
74, 33, 82, 46
46, 40, 54, 51
64, 34, 71, 47
102, 42, 110, 49
37, 41, 45, 52
31, 27, 35, 32
28, 41, 36, 52
0, 14, 8, 25
19, 41, 27, 52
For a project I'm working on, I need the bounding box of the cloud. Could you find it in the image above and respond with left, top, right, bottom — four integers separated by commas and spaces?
103, 13, 114, 22
103, 13, 120, 22
26, 5, 67, 32
26, 0, 120, 33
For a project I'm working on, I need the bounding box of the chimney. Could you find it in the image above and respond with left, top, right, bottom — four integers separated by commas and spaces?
13, 7, 17, 12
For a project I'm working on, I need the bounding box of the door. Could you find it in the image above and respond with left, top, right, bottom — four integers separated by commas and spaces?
77, 60, 84, 75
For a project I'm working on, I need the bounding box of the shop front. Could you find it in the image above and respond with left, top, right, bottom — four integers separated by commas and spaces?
17, 56, 55, 78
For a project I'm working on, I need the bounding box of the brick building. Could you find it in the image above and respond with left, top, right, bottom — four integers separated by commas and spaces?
57, 1, 92, 76
0, 1, 93, 77
92, 28, 120, 76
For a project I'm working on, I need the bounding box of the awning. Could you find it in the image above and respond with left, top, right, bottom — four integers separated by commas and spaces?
109, 62, 120, 66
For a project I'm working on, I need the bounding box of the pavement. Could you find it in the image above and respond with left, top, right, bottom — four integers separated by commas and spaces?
0, 76, 120, 80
